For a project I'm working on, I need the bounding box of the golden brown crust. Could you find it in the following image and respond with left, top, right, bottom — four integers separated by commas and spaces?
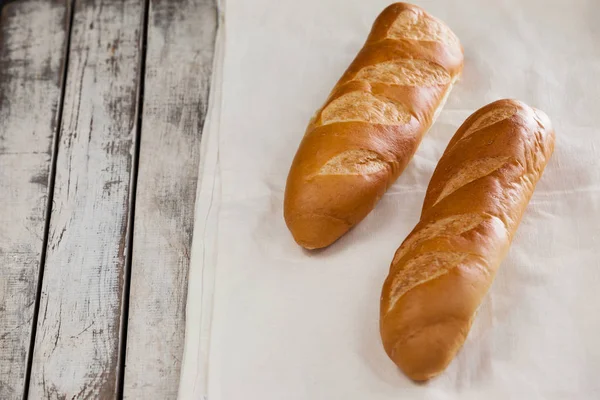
380, 99, 556, 381
284, 3, 464, 249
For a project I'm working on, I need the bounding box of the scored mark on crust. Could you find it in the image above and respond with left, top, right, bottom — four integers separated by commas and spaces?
320, 91, 411, 126
318, 149, 388, 176
461, 105, 518, 141
387, 9, 459, 47
388, 251, 468, 312
392, 213, 485, 265
434, 157, 511, 206
354, 59, 451, 87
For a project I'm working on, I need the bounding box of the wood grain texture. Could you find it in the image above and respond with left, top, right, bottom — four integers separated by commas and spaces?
123, 0, 217, 398
27, 0, 144, 398
0, 1, 68, 398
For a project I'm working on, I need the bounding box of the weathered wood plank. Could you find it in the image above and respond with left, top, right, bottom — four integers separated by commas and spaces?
0, 1, 68, 398
28, 0, 144, 398
123, 0, 217, 398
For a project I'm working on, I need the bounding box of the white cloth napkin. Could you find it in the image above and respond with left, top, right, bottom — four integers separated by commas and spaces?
179, 0, 600, 398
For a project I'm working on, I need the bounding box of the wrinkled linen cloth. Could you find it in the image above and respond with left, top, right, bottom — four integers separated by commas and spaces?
179, 0, 600, 398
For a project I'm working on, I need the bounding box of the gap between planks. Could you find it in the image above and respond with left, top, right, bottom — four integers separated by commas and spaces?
26, 0, 146, 398
122, 0, 218, 398
116, 0, 150, 396
23, 0, 75, 398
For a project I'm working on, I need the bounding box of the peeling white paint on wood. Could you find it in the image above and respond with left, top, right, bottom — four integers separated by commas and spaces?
0, 1, 68, 398
27, 0, 144, 398
123, 0, 217, 398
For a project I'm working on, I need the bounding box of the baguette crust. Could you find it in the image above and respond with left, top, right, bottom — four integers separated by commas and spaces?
284, 3, 464, 249
380, 99, 555, 381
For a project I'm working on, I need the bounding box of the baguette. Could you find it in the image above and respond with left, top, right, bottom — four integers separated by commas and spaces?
284, 3, 463, 249
380, 99, 555, 381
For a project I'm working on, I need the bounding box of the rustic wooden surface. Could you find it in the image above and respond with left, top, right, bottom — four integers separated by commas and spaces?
0, 0, 69, 398
27, 0, 145, 397
0, 0, 217, 396
123, 0, 216, 399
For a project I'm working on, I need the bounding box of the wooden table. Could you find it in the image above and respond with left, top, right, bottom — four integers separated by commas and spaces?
0, 0, 216, 398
